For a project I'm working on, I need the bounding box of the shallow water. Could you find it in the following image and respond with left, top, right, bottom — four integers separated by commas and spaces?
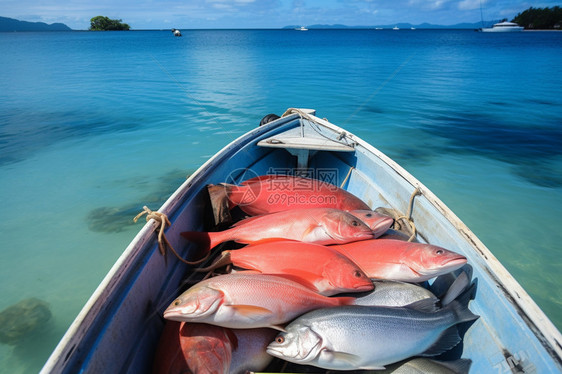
0, 29, 561, 372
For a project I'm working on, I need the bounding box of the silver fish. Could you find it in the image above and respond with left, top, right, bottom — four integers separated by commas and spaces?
348, 270, 471, 310
350, 280, 439, 309
229, 328, 277, 374
266, 290, 478, 370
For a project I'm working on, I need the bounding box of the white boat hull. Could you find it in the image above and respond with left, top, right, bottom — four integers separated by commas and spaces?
481, 27, 524, 32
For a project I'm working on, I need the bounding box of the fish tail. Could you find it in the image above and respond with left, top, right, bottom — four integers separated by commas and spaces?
335, 296, 357, 306
180, 231, 228, 252
194, 251, 233, 272
445, 282, 479, 324
420, 283, 479, 358
420, 325, 462, 357
441, 271, 471, 306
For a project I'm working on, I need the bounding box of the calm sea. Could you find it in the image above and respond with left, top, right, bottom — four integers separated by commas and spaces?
0, 29, 561, 372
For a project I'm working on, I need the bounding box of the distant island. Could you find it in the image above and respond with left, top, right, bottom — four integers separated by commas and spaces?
283, 22, 487, 30
89, 16, 130, 31
512, 6, 561, 29
284, 7, 562, 31
0, 16, 71, 32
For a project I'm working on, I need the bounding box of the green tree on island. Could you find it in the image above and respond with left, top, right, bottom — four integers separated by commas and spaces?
90, 16, 130, 31
512, 6, 562, 29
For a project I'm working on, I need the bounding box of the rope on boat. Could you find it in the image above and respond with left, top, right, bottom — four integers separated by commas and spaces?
340, 166, 355, 188
282, 108, 357, 148
133, 206, 210, 265
395, 187, 422, 242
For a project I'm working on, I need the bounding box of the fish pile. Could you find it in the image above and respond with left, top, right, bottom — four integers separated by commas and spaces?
153, 175, 478, 373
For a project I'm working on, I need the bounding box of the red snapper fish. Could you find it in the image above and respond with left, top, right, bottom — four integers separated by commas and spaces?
152, 321, 275, 374
181, 207, 373, 251
348, 210, 394, 237
209, 175, 371, 216
163, 273, 355, 329
332, 239, 467, 282
197, 240, 373, 296
152, 321, 234, 374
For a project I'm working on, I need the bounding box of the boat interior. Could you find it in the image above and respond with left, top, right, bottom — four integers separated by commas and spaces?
49, 110, 561, 373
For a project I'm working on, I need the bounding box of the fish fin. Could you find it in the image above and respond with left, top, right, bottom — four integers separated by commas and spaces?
230, 269, 261, 275
224, 328, 239, 351
278, 270, 319, 289
327, 351, 368, 367
240, 175, 272, 185
404, 298, 440, 313
229, 305, 273, 317
441, 271, 470, 306
300, 222, 324, 239
270, 325, 287, 332
444, 282, 479, 324
231, 215, 263, 227
243, 237, 298, 245
437, 359, 473, 374
264, 273, 318, 289
420, 326, 461, 356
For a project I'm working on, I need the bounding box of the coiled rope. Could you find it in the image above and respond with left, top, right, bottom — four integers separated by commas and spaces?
133, 206, 209, 265
396, 187, 422, 242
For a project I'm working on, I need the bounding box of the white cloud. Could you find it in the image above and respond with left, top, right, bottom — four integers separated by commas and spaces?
458, 0, 481, 10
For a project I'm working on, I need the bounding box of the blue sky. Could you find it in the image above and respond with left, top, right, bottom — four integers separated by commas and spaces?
3, 0, 559, 30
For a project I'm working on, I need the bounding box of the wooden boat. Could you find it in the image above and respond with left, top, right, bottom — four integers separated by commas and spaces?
41, 108, 562, 373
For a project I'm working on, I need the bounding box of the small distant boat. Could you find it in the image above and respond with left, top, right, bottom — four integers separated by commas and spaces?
171, 28, 182, 36
393, 26, 399, 30
295, 26, 308, 31
40, 109, 562, 373
480, 21, 524, 32
411, 27, 416, 30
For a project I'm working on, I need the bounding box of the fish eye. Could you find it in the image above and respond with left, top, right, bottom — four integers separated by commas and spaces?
173, 299, 181, 306
365, 213, 372, 217
353, 270, 362, 278
351, 220, 358, 226
276, 336, 285, 344
436, 249, 444, 255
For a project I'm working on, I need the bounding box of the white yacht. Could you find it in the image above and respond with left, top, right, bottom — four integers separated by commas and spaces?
480, 21, 524, 32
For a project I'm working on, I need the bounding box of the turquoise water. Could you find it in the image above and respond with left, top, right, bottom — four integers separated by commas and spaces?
1, 29, 561, 372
